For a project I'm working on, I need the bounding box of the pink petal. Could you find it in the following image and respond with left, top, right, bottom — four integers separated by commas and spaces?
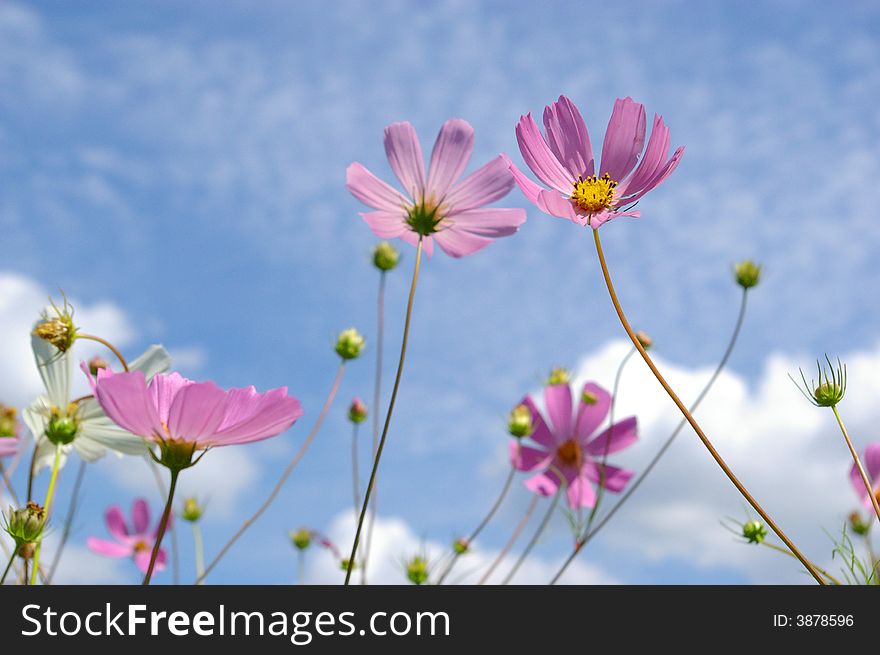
543, 95, 594, 178
445, 208, 526, 238
134, 547, 166, 574
148, 372, 194, 426
619, 113, 669, 197
515, 113, 575, 193
864, 443, 880, 482
166, 381, 228, 444
94, 370, 164, 439
346, 162, 409, 211
524, 471, 561, 497
519, 395, 555, 450
543, 383, 573, 442
131, 499, 150, 535
566, 475, 597, 509
575, 382, 611, 442
361, 210, 408, 238
599, 97, 646, 182
587, 416, 638, 457
590, 208, 640, 229
509, 441, 551, 471
425, 118, 474, 202
443, 155, 515, 212
536, 189, 579, 222
384, 122, 426, 200
584, 463, 634, 492
432, 228, 494, 258
87, 537, 133, 559
104, 505, 129, 540
399, 230, 434, 257
507, 157, 544, 205
617, 146, 684, 205
213, 387, 303, 445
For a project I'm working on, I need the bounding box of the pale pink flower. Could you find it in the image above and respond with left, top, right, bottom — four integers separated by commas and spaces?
510, 381, 638, 509
0, 437, 18, 459
508, 95, 684, 228
850, 443, 880, 511
347, 119, 526, 257
87, 499, 168, 574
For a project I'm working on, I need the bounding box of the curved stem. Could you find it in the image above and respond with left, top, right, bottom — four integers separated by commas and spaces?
832, 406, 880, 525
77, 334, 129, 372
143, 468, 178, 585
362, 272, 387, 585
477, 495, 539, 585
1, 551, 15, 585
502, 489, 561, 585
29, 444, 62, 585
760, 541, 843, 585
46, 459, 87, 584
344, 239, 423, 585
197, 362, 346, 584
592, 229, 824, 584
146, 457, 179, 584
550, 288, 750, 584
351, 424, 361, 521
192, 523, 205, 584
0, 461, 19, 508
436, 462, 518, 585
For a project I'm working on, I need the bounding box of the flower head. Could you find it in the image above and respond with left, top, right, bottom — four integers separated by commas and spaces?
335, 328, 365, 361
734, 260, 762, 289
794, 355, 846, 408
635, 330, 653, 350
508, 95, 683, 229
546, 367, 570, 386
87, 499, 168, 574
290, 528, 313, 550
348, 397, 368, 424
510, 381, 638, 509
848, 511, 870, 537
179, 497, 204, 523
0, 404, 20, 459
507, 403, 533, 438
405, 555, 429, 585
32, 295, 78, 353
452, 537, 469, 555
88, 355, 110, 376
347, 119, 526, 258
849, 443, 880, 513
3, 502, 48, 552
742, 519, 768, 544
91, 370, 303, 471
372, 241, 400, 272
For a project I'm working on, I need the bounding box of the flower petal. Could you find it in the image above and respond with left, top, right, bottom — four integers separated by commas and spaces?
584, 463, 634, 492
384, 122, 426, 200
864, 443, 880, 482
543, 95, 594, 178
444, 208, 525, 238
566, 474, 596, 509
587, 416, 638, 456
599, 97, 646, 182
129, 345, 174, 382
509, 441, 551, 471
132, 499, 150, 535
515, 113, 575, 193
94, 371, 164, 440
617, 146, 684, 205
543, 383, 573, 443
213, 386, 303, 445
87, 537, 132, 559
433, 228, 494, 258
104, 505, 129, 540
425, 118, 474, 201
619, 113, 669, 196
524, 471, 560, 497
166, 381, 228, 444
575, 382, 611, 442
31, 330, 71, 410
519, 395, 555, 450
443, 155, 514, 212
590, 208, 640, 229
361, 210, 408, 239
346, 162, 409, 211
149, 372, 194, 426
134, 547, 166, 574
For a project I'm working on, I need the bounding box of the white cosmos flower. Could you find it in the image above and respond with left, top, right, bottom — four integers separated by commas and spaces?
23, 334, 172, 472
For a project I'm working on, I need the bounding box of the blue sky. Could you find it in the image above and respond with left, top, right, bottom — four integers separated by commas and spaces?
2, 0, 880, 584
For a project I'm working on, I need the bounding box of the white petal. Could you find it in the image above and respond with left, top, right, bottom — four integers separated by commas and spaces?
33, 438, 71, 473
79, 418, 148, 456
31, 330, 71, 408
129, 345, 173, 381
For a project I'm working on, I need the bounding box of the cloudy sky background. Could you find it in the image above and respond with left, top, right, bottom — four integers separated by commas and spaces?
2, 0, 880, 584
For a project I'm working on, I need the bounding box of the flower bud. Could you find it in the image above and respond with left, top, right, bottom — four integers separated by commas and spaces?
581, 391, 599, 405
813, 382, 844, 408
796, 356, 847, 408
348, 397, 368, 424
45, 404, 79, 446
4, 502, 48, 549
635, 330, 653, 350
452, 538, 469, 555
848, 511, 870, 537
290, 528, 312, 550
0, 405, 17, 438
405, 555, 429, 585
742, 519, 767, 544
88, 355, 110, 376
340, 557, 356, 572
507, 404, 533, 438
335, 328, 365, 361
547, 367, 570, 386
180, 497, 204, 523
372, 241, 400, 272
734, 260, 762, 289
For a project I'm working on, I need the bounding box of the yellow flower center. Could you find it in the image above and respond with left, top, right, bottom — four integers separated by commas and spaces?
571, 174, 617, 213
556, 439, 583, 467
133, 540, 150, 553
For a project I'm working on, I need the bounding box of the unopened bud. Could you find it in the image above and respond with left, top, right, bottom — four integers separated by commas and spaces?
581, 391, 598, 405
507, 404, 533, 438
848, 511, 870, 537
734, 260, 762, 289
547, 367, 570, 386
453, 538, 469, 555
180, 497, 204, 523
813, 382, 844, 408
405, 556, 429, 585
742, 519, 767, 544
0, 405, 17, 438
372, 242, 400, 272
290, 528, 312, 550
4, 502, 48, 549
635, 330, 653, 350
348, 397, 368, 424
335, 328, 365, 361
88, 356, 110, 376
340, 558, 356, 572
45, 404, 79, 445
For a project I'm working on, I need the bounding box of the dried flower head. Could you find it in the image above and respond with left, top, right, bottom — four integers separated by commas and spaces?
32, 294, 78, 353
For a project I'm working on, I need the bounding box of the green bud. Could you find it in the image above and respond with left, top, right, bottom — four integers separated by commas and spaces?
88, 355, 109, 376
335, 328, 365, 361
290, 528, 312, 550
405, 556, 429, 585
372, 242, 400, 272
742, 519, 768, 544
507, 404, 533, 438
348, 398, 368, 424
813, 382, 844, 408
734, 260, 762, 289
547, 367, 570, 386
848, 512, 870, 537
452, 538, 469, 555
156, 439, 199, 472
180, 497, 204, 523
340, 558, 356, 572
635, 330, 653, 350
795, 356, 847, 408
45, 404, 80, 445
0, 405, 17, 438
4, 502, 48, 550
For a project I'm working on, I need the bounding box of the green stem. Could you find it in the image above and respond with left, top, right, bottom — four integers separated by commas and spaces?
192, 522, 205, 584
344, 238, 424, 585
29, 444, 62, 585
832, 405, 880, 525
77, 334, 129, 372
1, 551, 15, 585
593, 229, 824, 585
46, 459, 87, 584
351, 424, 361, 521
501, 489, 561, 584
477, 495, 539, 585
143, 468, 179, 585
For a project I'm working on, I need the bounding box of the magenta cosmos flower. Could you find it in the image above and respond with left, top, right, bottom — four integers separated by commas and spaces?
508, 95, 684, 229
90, 370, 303, 469
346, 119, 526, 257
850, 443, 880, 510
0, 404, 20, 458
0, 437, 18, 459
509, 381, 638, 509
87, 499, 168, 574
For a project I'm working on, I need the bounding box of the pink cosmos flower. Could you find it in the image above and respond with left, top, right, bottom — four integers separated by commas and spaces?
346, 119, 526, 257
508, 95, 684, 229
509, 381, 638, 509
87, 499, 169, 574
90, 369, 304, 455
0, 437, 18, 459
850, 443, 880, 511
